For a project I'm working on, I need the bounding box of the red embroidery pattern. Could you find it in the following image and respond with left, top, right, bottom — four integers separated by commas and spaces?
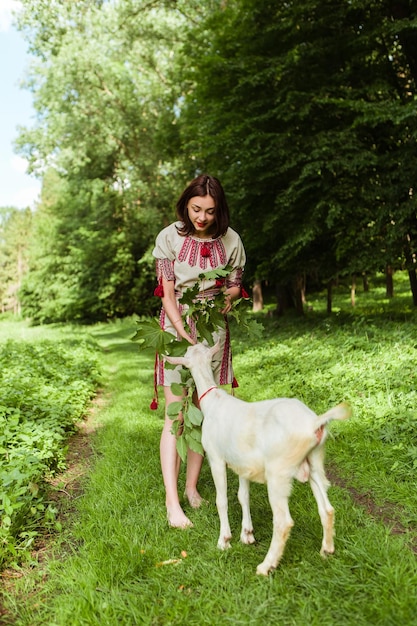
220, 320, 232, 385
156, 258, 175, 281
225, 267, 243, 289
178, 237, 227, 270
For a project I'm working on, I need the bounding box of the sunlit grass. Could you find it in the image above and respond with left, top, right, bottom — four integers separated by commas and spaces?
1, 273, 417, 625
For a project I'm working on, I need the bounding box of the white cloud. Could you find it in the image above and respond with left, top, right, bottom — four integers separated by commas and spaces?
0, 0, 22, 32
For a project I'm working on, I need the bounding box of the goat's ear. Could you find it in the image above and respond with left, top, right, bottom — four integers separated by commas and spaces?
209, 340, 221, 357
165, 354, 186, 366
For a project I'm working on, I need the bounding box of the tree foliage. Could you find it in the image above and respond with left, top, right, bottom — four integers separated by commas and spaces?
179, 0, 417, 299
15, 0, 194, 321
2, 0, 416, 322
0, 207, 32, 315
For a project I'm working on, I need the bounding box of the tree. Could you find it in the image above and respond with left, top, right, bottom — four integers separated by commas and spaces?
14, 0, 417, 321
177, 0, 417, 309
0, 207, 32, 315
15, 0, 199, 321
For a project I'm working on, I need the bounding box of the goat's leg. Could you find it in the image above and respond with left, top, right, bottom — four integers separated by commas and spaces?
308, 448, 335, 556
238, 477, 255, 545
256, 477, 294, 576
209, 458, 232, 550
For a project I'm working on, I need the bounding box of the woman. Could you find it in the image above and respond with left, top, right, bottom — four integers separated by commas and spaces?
152, 174, 246, 528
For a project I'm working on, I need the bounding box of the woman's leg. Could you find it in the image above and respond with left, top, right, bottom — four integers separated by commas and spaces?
185, 449, 205, 507
185, 390, 205, 507
160, 385, 193, 527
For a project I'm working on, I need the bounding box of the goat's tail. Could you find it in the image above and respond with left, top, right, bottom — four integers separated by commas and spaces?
315, 402, 352, 430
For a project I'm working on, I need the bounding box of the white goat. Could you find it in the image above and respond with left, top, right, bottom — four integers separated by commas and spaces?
166, 342, 351, 576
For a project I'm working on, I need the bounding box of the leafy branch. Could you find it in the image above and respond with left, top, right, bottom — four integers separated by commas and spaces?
133, 267, 262, 460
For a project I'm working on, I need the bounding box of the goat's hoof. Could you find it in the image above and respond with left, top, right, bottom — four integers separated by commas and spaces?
320, 546, 335, 558
256, 562, 275, 576
240, 530, 256, 545
217, 538, 232, 551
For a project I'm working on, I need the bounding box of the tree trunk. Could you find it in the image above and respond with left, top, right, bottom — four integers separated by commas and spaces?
276, 284, 293, 316
404, 231, 417, 306
292, 274, 305, 316
327, 280, 333, 315
16, 246, 23, 317
252, 280, 264, 312
362, 272, 369, 292
386, 265, 394, 298
408, 269, 417, 306
351, 273, 356, 307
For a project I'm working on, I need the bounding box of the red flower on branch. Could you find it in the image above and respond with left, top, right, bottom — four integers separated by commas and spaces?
241, 287, 249, 299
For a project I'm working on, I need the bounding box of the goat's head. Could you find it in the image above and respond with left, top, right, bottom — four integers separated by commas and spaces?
165, 340, 220, 368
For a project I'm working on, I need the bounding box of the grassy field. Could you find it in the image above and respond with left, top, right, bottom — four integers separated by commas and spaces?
1, 274, 417, 625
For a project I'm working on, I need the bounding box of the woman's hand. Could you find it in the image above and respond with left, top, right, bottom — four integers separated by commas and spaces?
220, 286, 240, 314
221, 294, 233, 314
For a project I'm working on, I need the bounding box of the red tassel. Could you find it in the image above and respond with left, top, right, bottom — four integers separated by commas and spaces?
232, 377, 239, 388
150, 353, 159, 410
201, 245, 211, 257
241, 287, 249, 299
154, 280, 164, 297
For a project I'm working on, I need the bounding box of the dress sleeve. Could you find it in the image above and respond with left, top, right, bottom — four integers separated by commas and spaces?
155, 258, 175, 282
152, 224, 176, 261
226, 235, 246, 289
152, 224, 176, 281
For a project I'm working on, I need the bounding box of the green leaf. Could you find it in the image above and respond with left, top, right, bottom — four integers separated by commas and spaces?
185, 434, 204, 456
176, 436, 188, 462
196, 317, 215, 344
2, 515, 11, 528
167, 401, 183, 418
180, 368, 193, 385
187, 426, 202, 443
245, 319, 265, 341
198, 265, 233, 281
209, 309, 226, 329
170, 419, 182, 437
166, 339, 190, 357
182, 404, 193, 428
170, 383, 184, 396
179, 283, 200, 307
187, 404, 203, 426
132, 318, 176, 355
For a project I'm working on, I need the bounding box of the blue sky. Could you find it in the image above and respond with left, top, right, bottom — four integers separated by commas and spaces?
0, 0, 41, 209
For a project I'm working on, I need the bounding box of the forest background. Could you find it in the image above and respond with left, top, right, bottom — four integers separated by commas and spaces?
1, 0, 417, 322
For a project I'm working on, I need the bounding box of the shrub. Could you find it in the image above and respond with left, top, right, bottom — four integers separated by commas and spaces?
0, 338, 101, 566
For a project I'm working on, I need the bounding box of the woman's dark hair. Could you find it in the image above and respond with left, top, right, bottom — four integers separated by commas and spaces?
176, 174, 230, 238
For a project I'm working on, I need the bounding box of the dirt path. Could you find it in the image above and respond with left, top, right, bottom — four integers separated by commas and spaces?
327, 465, 417, 554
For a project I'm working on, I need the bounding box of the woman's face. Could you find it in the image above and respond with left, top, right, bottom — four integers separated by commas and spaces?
187, 195, 216, 238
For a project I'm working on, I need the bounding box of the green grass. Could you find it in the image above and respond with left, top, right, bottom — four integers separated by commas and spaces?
2, 275, 417, 625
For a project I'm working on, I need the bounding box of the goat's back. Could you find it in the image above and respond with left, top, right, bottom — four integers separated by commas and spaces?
201, 392, 322, 483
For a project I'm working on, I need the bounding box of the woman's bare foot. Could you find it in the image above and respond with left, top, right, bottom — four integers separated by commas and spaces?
184, 489, 207, 509
166, 504, 193, 528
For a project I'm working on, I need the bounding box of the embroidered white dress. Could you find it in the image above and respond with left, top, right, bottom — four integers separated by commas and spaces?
152, 221, 246, 386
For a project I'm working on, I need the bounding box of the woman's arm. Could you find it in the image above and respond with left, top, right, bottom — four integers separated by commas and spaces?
161, 277, 196, 345
221, 285, 241, 314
